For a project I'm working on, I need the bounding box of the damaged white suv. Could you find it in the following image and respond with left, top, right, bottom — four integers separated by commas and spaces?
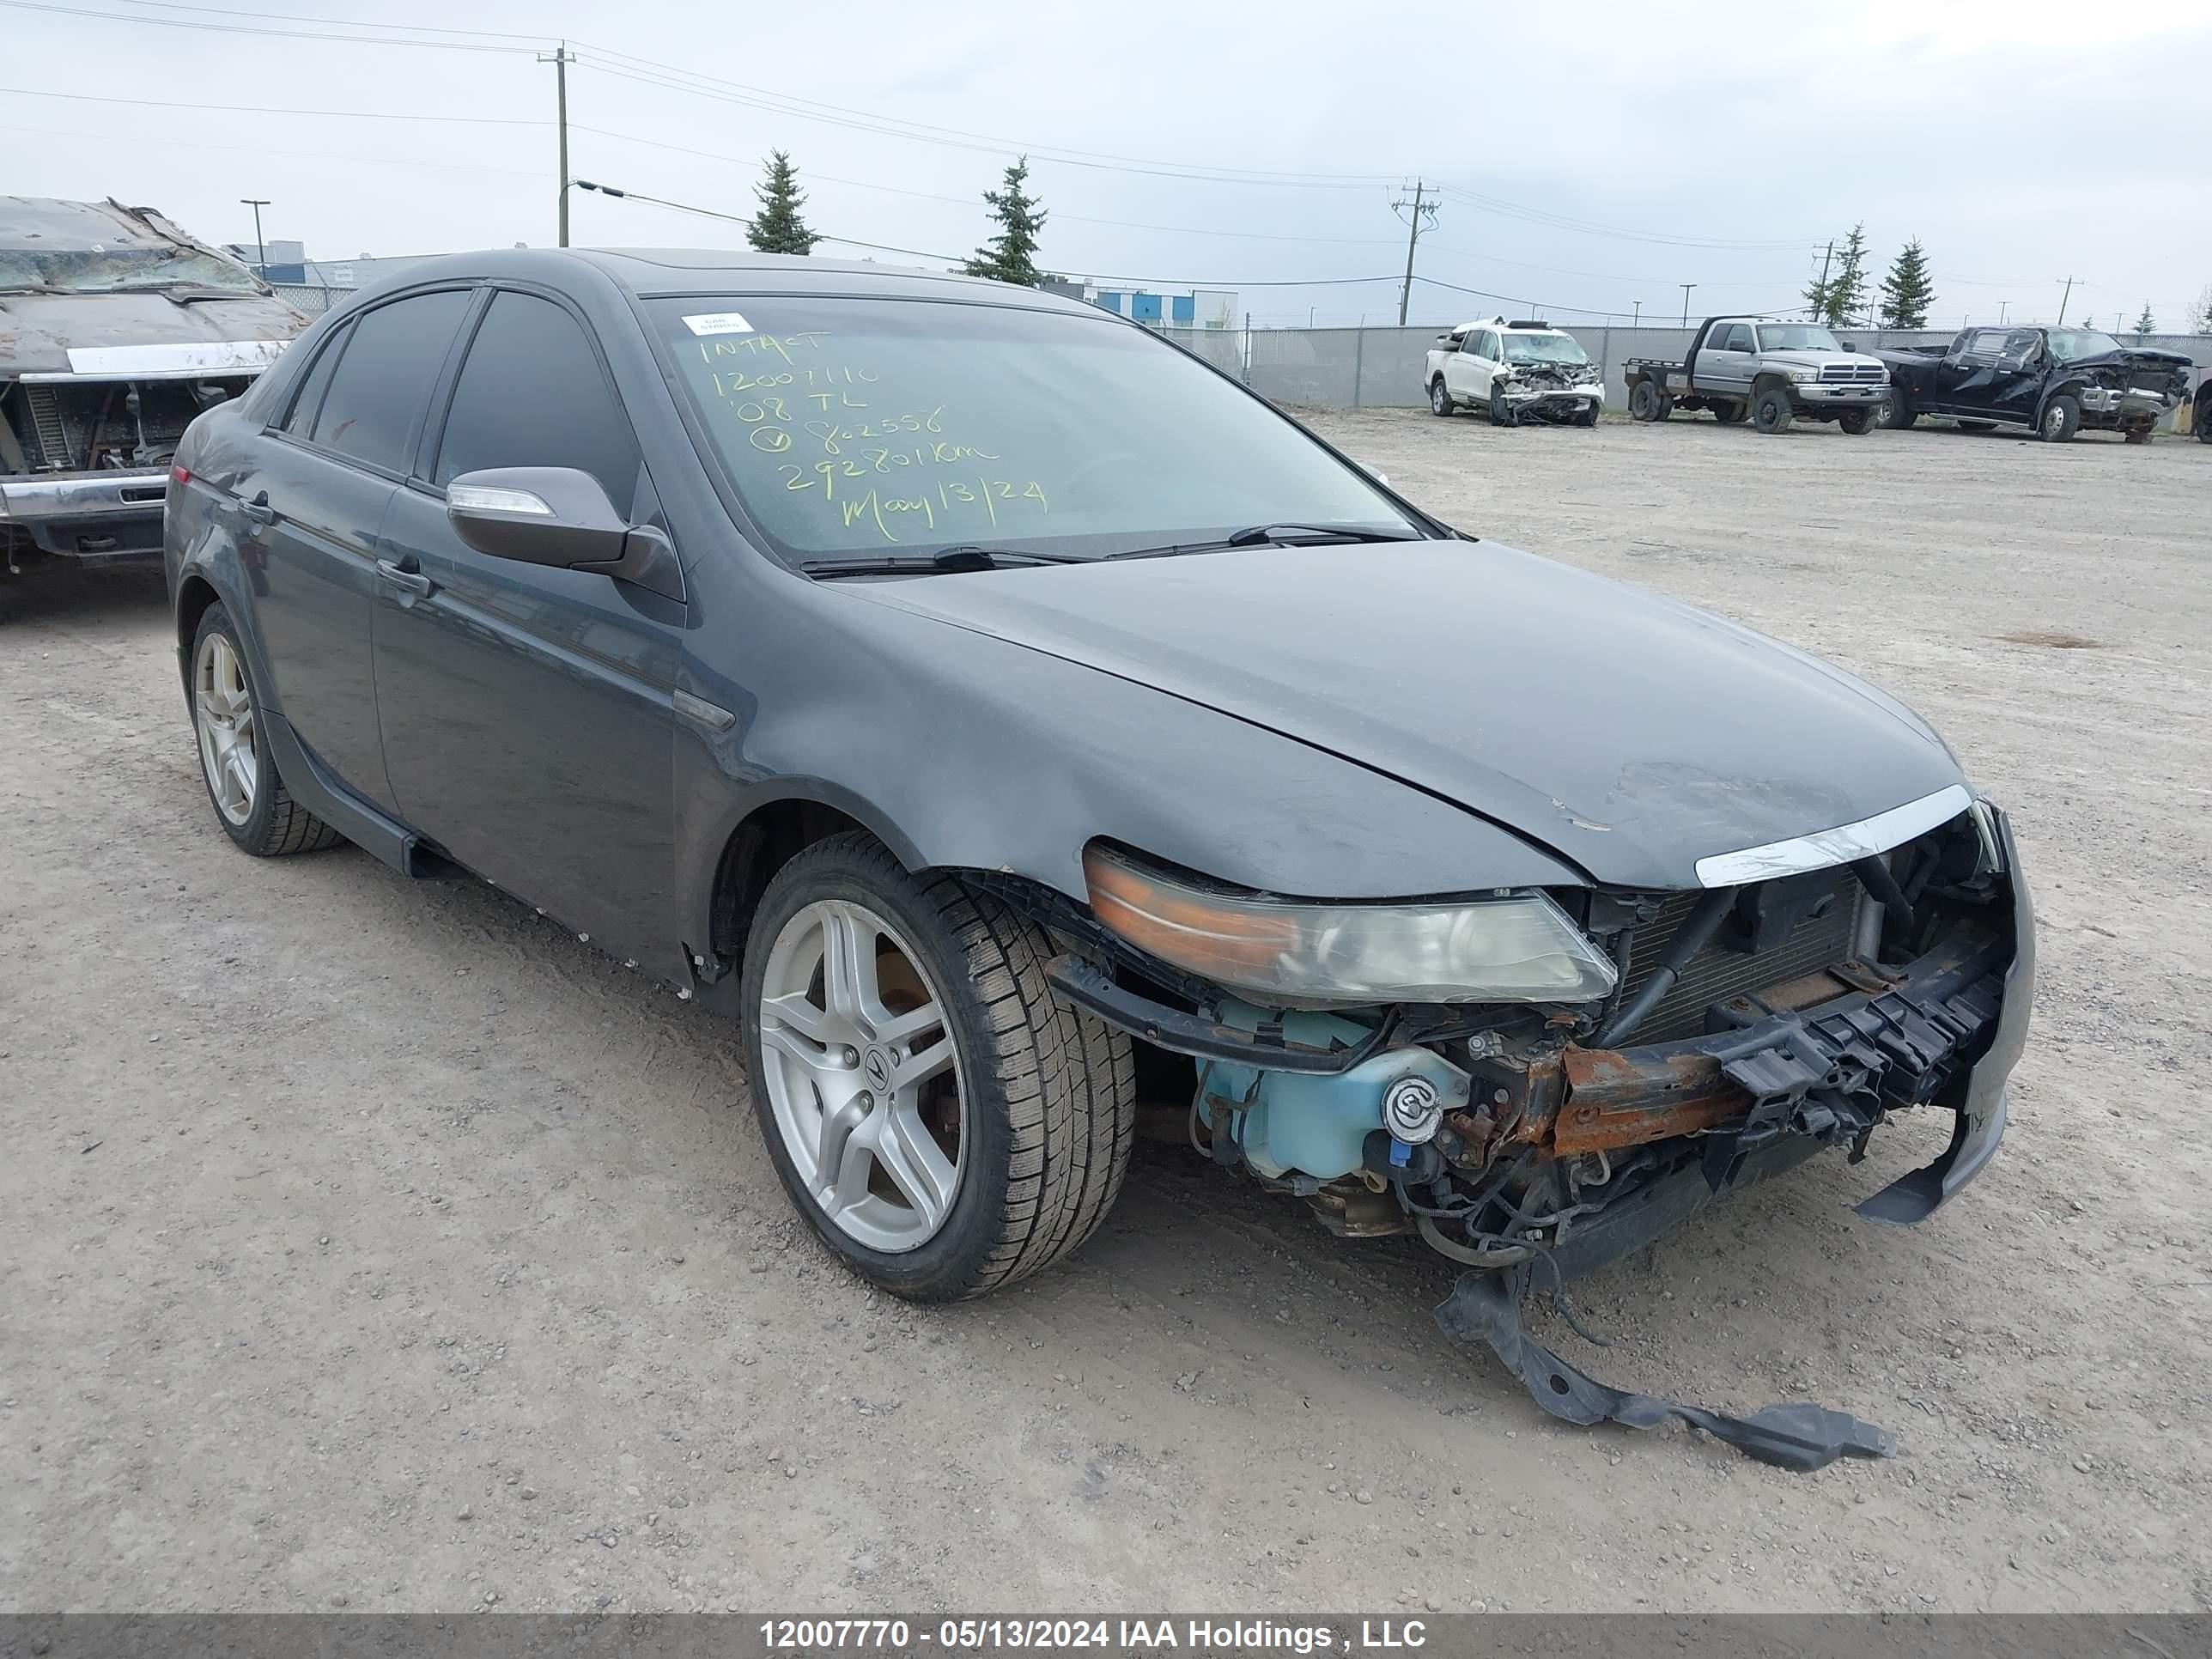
1427, 316, 1604, 427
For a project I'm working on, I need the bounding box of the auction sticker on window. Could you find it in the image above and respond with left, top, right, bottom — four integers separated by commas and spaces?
684, 312, 755, 336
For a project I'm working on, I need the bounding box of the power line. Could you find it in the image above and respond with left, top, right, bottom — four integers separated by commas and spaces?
1431, 181, 1816, 252
579, 177, 1408, 289
99, 0, 544, 38
0, 83, 550, 123
0, 118, 541, 176
0, 0, 531, 49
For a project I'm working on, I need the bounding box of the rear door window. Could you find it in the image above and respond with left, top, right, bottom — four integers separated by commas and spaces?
432, 290, 641, 518
311, 289, 471, 472
282, 321, 351, 437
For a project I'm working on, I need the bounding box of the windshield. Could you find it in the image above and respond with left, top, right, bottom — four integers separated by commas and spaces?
0, 245, 264, 295
2045, 329, 2123, 362
647, 295, 1415, 562
1501, 332, 1589, 365
1753, 324, 1844, 352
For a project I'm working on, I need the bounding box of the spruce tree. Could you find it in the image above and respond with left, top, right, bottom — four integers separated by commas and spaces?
746, 151, 817, 256
1818, 223, 1871, 327
962, 157, 1048, 287
1877, 239, 1935, 329
2132, 302, 2156, 340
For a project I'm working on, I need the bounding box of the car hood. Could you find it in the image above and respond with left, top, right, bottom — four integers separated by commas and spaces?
0, 289, 308, 376
850, 540, 1964, 891
2057, 346, 2193, 376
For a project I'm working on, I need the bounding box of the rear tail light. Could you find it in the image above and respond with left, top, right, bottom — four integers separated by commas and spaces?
169, 465, 191, 486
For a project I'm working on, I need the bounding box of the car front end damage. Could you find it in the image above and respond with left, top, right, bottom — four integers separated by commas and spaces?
2069, 355, 2191, 435
1491, 360, 1605, 424
1043, 787, 2030, 1468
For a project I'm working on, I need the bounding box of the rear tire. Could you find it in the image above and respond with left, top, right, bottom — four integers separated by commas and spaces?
189, 605, 343, 858
1428, 378, 1455, 417
741, 832, 1135, 1303
1752, 388, 1794, 434
1628, 380, 1662, 422
2038, 394, 2080, 443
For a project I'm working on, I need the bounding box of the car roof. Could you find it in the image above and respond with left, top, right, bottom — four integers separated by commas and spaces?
1452, 314, 1572, 334
359, 246, 1106, 316
1, 195, 204, 253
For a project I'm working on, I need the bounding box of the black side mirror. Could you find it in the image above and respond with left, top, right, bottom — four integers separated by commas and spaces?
446, 466, 684, 601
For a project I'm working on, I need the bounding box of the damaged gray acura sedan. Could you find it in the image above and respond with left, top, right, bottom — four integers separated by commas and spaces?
166, 251, 2031, 1465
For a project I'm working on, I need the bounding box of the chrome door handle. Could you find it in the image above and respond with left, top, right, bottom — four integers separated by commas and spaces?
238, 490, 277, 526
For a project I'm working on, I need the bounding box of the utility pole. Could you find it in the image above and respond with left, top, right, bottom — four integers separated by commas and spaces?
539, 41, 575, 247
1632, 300, 1642, 329
240, 198, 270, 272
1998, 301, 2008, 325
2056, 275, 2076, 327
1679, 283, 1696, 325
1810, 240, 1833, 319
1391, 180, 1437, 326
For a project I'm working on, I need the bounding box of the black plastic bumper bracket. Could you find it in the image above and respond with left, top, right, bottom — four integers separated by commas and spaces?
1433, 1271, 1895, 1473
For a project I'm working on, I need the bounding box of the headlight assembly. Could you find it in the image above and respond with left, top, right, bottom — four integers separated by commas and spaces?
1786, 368, 1817, 384
1081, 844, 1619, 1006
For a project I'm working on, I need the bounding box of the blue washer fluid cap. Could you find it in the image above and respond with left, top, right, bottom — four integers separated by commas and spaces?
1389, 1139, 1413, 1168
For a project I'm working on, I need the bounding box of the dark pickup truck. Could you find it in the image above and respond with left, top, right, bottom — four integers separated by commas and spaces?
1869, 325, 2193, 443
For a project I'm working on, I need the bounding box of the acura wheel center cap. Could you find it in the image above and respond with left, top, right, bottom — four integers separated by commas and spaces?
862, 1047, 892, 1091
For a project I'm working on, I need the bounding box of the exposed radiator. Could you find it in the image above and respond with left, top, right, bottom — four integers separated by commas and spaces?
24, 386, 71, 468
1615, 872, 1864, 1043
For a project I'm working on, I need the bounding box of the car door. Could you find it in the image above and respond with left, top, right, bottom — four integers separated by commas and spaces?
1988, 329, 2046, 424
1697, 322, 1753, 395
371, 285, 685, 972
1937, 329, 2005, 415
230, 288, 473, 811
1451, 330, 1495, 401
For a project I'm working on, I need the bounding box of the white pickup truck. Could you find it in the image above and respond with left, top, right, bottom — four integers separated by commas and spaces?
1425, 316, 1603, 427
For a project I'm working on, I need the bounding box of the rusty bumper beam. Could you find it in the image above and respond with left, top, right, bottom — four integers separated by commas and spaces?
1553, 1046, 1742, 1156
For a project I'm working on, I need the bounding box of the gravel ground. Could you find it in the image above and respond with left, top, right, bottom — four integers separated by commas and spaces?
3, 412, 2209, 1615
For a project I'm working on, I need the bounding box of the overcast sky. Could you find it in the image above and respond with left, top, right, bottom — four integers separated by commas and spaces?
7, 0, 2209, 333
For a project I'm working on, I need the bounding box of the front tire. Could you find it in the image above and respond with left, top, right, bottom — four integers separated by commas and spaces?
189, 605, 343, 857
742, 833, 1134, 1302
1752, 388, 1794, 434
2039, 394, 2081, 443
1428, 379, 1455, 417
1837, 407, 1873, 435
1712, 402, 1747, 424
1488, 386, 1516, 427
1877, 391, 1916, 430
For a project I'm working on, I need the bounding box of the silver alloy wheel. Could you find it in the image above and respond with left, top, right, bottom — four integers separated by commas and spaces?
757, 898, 963, 1253
193, 632, 258, 826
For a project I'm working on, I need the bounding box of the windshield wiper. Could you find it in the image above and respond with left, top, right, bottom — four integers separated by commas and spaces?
1103, 524, 1425, 562
799, 544, 1082, 579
